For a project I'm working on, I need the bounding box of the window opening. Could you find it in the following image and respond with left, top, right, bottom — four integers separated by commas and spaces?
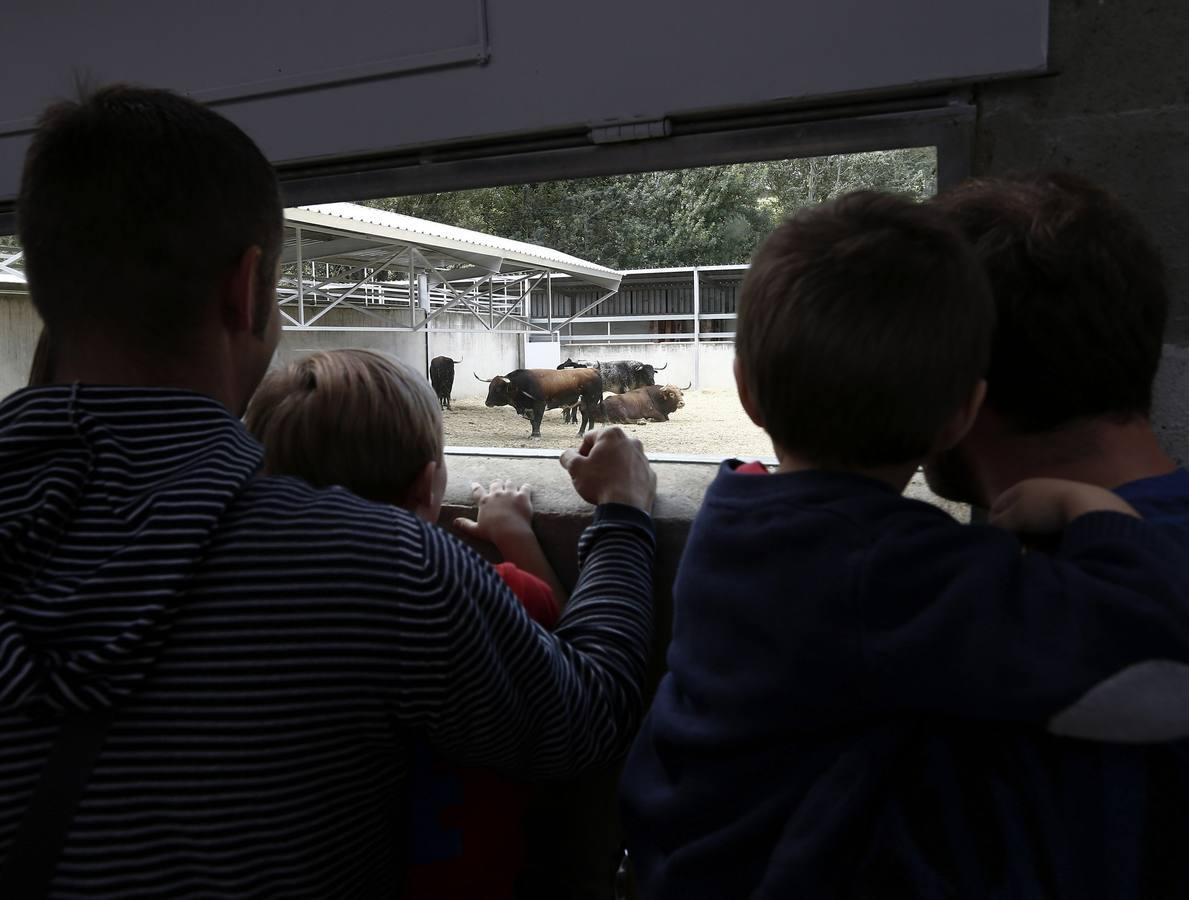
276, 148, 938, 465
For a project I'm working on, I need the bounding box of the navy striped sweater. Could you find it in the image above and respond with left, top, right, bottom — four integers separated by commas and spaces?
0, 385, 655, 898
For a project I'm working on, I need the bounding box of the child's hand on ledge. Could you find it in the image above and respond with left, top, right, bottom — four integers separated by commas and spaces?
990, 477, 1140, 535
454, 480, 535, 548
454, 482, 569, 604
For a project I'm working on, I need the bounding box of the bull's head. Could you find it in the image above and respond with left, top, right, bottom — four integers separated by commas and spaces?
659, 384, 686, 411
630, 362, 658, 386
476, 372, 513, 407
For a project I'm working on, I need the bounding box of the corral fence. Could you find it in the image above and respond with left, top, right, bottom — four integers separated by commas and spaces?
526, 264, 745, 390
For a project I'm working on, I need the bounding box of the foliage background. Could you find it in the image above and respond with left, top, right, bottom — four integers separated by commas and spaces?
363, 148, 936, 269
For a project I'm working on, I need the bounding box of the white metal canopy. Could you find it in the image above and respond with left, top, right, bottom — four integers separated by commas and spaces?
280, 202, 621, 334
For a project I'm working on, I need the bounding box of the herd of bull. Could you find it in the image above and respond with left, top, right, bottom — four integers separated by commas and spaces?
428, 355, 690, 438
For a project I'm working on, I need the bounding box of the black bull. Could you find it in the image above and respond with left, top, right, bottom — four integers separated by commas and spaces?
429, 355, 462, 410
557, 357, 667, 393
475, 367, 603, 437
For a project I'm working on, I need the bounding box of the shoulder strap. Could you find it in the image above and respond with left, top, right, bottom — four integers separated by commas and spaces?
0, 708, 115, 898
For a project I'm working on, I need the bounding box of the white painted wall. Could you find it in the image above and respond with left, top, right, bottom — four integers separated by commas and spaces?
559, 342, 738, 392
276, 312, 522, 400
0, 292, 40, 400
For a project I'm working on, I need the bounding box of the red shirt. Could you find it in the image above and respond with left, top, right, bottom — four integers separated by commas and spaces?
405, 563, 559, 900
735, 461, 771, 475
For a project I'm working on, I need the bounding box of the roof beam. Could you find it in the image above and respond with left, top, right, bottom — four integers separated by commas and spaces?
281, 236, 394, 264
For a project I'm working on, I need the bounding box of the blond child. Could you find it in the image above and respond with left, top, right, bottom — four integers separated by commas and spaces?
245, 348, 564, 900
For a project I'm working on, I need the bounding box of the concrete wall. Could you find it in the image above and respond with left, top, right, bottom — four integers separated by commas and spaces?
559, 342, 738, 391
0, 291, 39, 400
971, 0, 1189, 462
276, 311, 521, 400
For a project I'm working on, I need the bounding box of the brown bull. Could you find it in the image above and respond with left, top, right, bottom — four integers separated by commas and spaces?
594, 383, 689, 424
475, 367, 603, 437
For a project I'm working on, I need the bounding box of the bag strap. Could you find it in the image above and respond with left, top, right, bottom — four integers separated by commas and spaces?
0, 708, 115, 898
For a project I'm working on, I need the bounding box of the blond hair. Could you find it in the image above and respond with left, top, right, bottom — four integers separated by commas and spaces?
244, 349, 442, 504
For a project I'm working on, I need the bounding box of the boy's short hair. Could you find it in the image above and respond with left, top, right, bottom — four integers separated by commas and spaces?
931, 172, 1167, 433
244, 349, 443, 505
736, 191, 995, 469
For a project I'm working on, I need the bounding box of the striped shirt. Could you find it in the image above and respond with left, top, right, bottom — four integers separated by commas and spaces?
0, 385, 655, 898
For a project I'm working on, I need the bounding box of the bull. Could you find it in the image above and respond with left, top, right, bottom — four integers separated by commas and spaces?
475, 367, 603, 437
557, 357, 667, 393
556, 357, 669, 422
593, 383, 689, 424
429, 355, 463, 410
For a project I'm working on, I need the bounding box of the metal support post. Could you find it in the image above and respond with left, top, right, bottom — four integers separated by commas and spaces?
521, 287, 531, 367
295, 226, 304, 326
693, 266, 701, 390
408, 249, 416, 329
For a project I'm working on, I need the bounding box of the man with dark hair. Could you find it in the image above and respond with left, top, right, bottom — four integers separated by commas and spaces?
927, 171, 1176, 506
0, 86, 659, 897
19, 86, 284, 374
889, 172, 1189, 898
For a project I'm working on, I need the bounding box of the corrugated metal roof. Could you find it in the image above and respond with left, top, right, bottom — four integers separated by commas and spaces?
288, 203, 621, 292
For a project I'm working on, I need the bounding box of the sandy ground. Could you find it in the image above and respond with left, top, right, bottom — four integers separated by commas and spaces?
442, 388, 774, 459
443, 388, 970, 519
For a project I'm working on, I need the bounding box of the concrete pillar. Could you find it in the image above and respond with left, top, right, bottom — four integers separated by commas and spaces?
970, 0, 1189, 462
0, 291, 40, 399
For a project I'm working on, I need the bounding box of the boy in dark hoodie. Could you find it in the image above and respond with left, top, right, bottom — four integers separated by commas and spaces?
619, 191, 1189, 899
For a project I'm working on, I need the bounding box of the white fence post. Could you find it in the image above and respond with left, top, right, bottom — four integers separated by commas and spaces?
692, 266, 701, 390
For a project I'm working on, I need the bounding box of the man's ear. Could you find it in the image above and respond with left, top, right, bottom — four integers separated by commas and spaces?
734, 356, 764, 428
221, 245, 265, 335
404, 460, 439, 520
932, 378, 987, 454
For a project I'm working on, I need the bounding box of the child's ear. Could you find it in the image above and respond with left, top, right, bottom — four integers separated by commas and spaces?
734, 357, 764, 428
932, 379, 987, 454
404, 460, 440, 523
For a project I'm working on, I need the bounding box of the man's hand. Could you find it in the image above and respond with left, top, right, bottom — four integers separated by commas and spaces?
560, 427, 656, 513
990, 477, 1140, 534
454, 480, 535, 547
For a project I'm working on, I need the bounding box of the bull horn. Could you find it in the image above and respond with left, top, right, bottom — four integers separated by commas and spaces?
655, 362, 668, 371
451, 356, 463, 363
680, 381, 692, 390
474, 372, 493, 383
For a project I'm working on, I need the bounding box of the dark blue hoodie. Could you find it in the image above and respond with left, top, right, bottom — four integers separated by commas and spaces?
621, 462, 1189, 899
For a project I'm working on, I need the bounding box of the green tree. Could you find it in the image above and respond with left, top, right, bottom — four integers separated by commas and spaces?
361, 148, 935, 269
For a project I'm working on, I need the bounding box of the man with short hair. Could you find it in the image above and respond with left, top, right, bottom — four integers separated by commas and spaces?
0, 86, 658, 897
926, 171, 1179, 516
900, 172, 1189, 897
